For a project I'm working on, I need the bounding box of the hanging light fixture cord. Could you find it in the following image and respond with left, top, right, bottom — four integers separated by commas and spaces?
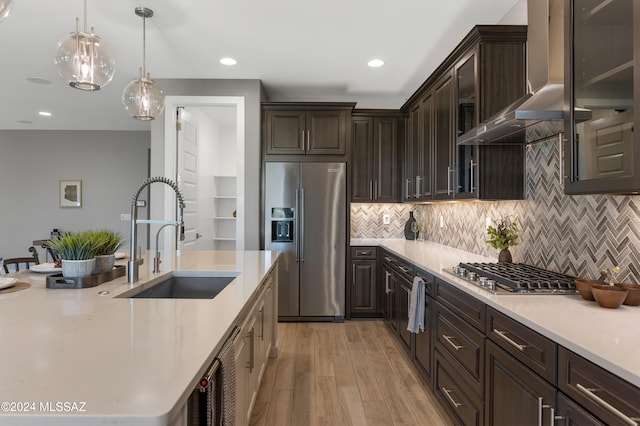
135, 7, 154, 79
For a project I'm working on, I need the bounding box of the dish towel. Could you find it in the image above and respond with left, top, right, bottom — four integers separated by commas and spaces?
407, 275, 425, 333
217, 335, 236, 426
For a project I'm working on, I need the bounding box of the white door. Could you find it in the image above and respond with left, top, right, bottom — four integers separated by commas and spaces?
177, 108, 199, 250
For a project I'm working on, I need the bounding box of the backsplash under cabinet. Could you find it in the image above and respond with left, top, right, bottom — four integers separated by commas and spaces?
351, 135, 640, 284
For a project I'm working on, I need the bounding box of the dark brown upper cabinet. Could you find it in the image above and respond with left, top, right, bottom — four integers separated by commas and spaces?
405, 90, 435, 201
263, 103, 354, 156
351, 111, 400, 202
402, 25, 527, 201
564, 0, 639, 194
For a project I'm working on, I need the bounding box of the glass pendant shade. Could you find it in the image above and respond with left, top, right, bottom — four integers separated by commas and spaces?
0, 0, 13, 23
122, 7, 164, 121
122, 71, 165, 121
53, 30, 115, 91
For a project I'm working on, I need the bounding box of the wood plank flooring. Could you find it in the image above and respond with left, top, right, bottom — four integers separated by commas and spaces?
249, 320, 452, 426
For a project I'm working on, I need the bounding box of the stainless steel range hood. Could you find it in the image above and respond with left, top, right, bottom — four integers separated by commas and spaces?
458, 0, 591, 145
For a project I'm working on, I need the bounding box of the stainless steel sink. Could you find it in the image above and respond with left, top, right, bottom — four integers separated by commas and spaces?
122, 273, 238, 299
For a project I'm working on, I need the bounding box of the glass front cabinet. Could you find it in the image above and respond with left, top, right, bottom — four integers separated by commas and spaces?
564, 0, 639, 194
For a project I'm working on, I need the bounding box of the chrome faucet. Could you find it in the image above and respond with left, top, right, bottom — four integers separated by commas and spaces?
128, 176, 186, 283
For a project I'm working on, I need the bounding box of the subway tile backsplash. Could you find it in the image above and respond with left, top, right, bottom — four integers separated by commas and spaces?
351, 136, 640, 283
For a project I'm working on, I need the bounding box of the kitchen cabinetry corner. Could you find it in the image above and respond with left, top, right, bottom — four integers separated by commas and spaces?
351, 111, 400, 202
403, 25, 527, 202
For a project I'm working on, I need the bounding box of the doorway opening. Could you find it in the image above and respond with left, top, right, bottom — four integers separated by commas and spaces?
160, 96, 245, 252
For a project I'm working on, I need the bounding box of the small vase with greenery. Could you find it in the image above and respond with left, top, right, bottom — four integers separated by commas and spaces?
89, 229, 124, 274
46, 231, 97, 277
486, 218, 519, 263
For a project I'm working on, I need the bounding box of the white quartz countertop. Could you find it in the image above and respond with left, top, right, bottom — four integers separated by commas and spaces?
352, 238, 640, 388
0, 250, 280, 425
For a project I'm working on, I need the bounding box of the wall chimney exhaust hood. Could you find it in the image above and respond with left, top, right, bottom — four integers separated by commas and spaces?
458, 0, 591, 145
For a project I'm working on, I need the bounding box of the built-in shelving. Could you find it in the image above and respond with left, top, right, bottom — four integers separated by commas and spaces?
213, 176, 236, 250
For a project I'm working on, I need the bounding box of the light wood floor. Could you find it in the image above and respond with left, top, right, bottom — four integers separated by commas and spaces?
249, 320, 452, 426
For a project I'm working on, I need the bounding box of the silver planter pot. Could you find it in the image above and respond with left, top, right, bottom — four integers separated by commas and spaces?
61, 258, 96, 278
93, 255, 115, 275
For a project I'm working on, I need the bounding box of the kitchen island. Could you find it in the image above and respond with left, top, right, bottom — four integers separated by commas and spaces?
0, 250, 279, 426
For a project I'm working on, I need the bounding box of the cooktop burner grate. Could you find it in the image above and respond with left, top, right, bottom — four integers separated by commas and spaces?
457, 262, 577, 294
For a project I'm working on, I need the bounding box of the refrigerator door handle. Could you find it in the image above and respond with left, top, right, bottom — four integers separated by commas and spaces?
295, 189, 300, 262
300, 188, 305, 262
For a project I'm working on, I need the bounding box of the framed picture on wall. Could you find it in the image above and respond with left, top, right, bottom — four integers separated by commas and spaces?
59, 180, 82, 208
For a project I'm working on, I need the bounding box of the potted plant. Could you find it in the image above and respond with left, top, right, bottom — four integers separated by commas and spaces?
89, 229, 124, 274
486, 217, 519, 263
46, 231, 97, 278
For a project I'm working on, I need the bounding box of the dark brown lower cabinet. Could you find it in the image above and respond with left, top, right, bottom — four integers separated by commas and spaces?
397, 275, 413, 353
434, 301, 485, 397
434, 348, 484, 426
485, 340, 556, 426
556, 392, 603, 426
414, 293, 432, 383
382, 262, 398, 334
557, 346, 640, 426
350, 260, 378, 316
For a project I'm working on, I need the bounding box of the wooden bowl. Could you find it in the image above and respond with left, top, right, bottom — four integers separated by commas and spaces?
591, 284, 629, 309
575, 279, 606, 301
614, 283, 640, 306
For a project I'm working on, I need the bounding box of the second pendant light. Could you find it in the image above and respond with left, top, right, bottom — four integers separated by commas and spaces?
122, 7, 165, 121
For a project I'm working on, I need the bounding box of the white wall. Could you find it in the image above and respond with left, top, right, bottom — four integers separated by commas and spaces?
151, 79, 263, 250
0, 130, 150, 259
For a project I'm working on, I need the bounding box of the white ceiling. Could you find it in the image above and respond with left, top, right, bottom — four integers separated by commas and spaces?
0, 0, 526, 131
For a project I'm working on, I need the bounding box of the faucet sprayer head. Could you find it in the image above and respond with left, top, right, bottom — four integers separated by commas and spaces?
131, 176, 186, 208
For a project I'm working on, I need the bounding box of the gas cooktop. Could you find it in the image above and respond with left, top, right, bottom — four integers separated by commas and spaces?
447, 262, 578, 295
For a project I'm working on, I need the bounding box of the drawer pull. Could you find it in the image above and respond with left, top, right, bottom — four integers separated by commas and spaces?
399, 266, 411, 273
356, 250, 371, 257
576, 383, 638, 426
442, 334, 463, 351
493, 328, 528, 352
442, 387, 464, 408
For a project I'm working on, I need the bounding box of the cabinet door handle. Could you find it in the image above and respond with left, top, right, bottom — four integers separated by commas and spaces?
260, 307, 265, 341
306, 130, 310, 152
247, 327, 255, 373
295, 189, 300, 263
470, 160, 476, 192
385, 271, 391, 293
301, 130, 305, 151
374, 180, 378, 199
399, 266, 411, 274
415, 175, 421, 198
493, 328, 528, 352
558, 133, 564, 185
447, 166, 453, 195
406, 179, 411, 199
442, 334, 463, 351
300, 188, 305, 262
352, 264, 356, 286
441, 387, 464, 408
576, 383, 639, 426
537, 397, 554, 426
369, 180, 373, 199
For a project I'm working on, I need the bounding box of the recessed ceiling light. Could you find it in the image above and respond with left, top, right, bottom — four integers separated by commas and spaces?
38, 111, 52, 117
26, 77, 53, 85
220, 57, 237, 66
368, 59, 384, 68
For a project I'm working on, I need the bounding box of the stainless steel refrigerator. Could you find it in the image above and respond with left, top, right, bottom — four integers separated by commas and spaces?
264, 162, 346, 321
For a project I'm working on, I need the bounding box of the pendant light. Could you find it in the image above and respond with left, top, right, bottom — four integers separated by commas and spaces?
0, 0, 13, 23
121, 7, 165, 121
53, 0, 115, 91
